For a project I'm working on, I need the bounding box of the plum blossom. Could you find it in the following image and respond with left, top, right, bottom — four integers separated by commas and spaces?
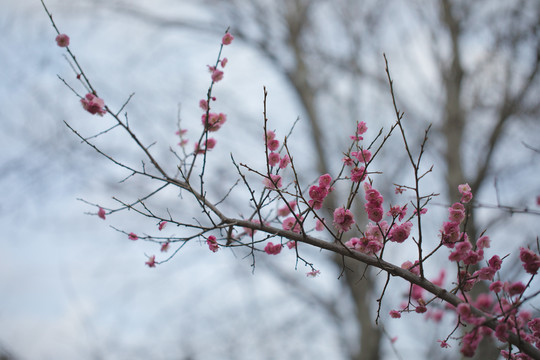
519, 247, 540, 274
351, 167, 366, 182
389, 310, 401, 319
55, 34, 70, 47
263, 174, 282, 189
199, 99, 208, 110
145, 255, 156, 268
81, 93, 106, 116
458, 183, 473, 203
221, 57, 228, 67
160, 242, 170, 252
387, 205, 407, 221
333, 207, 355, 232
264, 242, 282, 255
202, 112, 226, 131
279, 154, 291, 169
306, 269, 320, 277
97, 207, 106, 220
211, 69, 224, 82
282, 215, 303, 233
315, 218, 325, 231
388, 221, 413, 243
158, 221, 167, 231
222, 32, 234, 45
278, 201, 296, 217
207, 235, 219, 252
128, 232, 138, 241
268, 152, 280, 167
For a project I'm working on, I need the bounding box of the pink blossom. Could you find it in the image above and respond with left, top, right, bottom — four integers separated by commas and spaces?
473, 293, 493, 311
202, 112, 227, 131
415, 305, 427, 314
81, 93, 106, 116
357, 121, 368, 135
318, 174, 332, 188
145, 255, 156, 268
365, 202, 383, 223
351, 167, 366, 182
345, 236, 383, 255
528, 318, 540, 333
462, 249, 483, 266
222, 32, 234, 45
489, 281, 503, 293
263, 174, 282, 189
97, 207, 106, 220
474, 266, 497, 281
458, 183, 471, 194
333, 207, 355, 232
211, 69, 224, 82
267, 139, 280, 151
221, 57, 228, 67
278, 155, 290, 169
448, 241, 472, 262
282, 215, 303, 233
315, 218, 325, 231
519, 247, 540, 275
268, 152, 280, 167
128, 232, 138, 241
205, 138, 217, 150
354, 149, 372, 163
401, 260, 420, 276
199, 99, 208, 110
160, 242, 170, 252
265, 130, 276, 141
432, 269, 446, 287
308, 185, 329, 210
207, 235, 219, 252
387, 205, 407, 221
158, 221, 167, 231
414, 207, 428, 215
389, 310, 401, 318
441, 221, 460, 245
438, 340, 450, 348
278, 201, 296, 217
286, 241, 296, 249
306, 269, 320, 277
342, 157, 354, 166
388, 221, 412, 243
507, 281, 526, 296
264, 242, 282, 255
448, 205, 465, 223
488, 255, 502, 270
476, 235, 490, 250
458, 183, 473, 203
395, 186, 405, 194
55, 34, 70, 47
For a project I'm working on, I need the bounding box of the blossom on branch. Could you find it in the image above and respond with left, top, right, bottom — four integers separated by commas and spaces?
55, 33, 70, 47
81, 93, 106, 116
264, 242, 282, 255
145, 255, 156, 268
333, 207, 355, 232
97, 207, 106, 220
207, 235, 219, 252
222, 33, 234, 45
